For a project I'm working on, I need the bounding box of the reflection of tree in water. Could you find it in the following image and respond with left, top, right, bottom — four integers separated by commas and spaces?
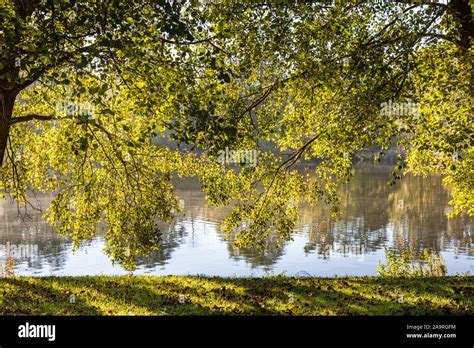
150, 168, 472, 268
1, 167, 472, 273
137, 213, 286, 271
302, 218, 388, 259
301, 166, 473, 258
302, 166, 394, 256
226, 233, 287, 271
445, 216, 472, 257
179, 180, 287, 269
0, 209, 70, 273
137, 222, 187, 268
0, 195, 120, 273
388, 174, 473, 257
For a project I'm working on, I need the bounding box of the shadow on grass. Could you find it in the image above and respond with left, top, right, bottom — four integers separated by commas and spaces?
0, 276, 472, 315
1, 277, 101, 315
189, 276, 473, 315
87, 277, 282, 315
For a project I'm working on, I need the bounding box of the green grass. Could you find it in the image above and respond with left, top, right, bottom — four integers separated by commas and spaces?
0, 275, 472, 315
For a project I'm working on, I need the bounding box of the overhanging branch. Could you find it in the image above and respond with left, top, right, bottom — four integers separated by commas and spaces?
10, 114, 54, 125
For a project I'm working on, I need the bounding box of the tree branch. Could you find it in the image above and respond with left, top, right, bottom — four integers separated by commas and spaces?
10, 114, 54, 125
420, 32, 458, 44
159, 37, 215, 45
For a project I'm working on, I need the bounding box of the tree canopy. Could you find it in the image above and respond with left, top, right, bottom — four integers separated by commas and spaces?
0, 0, 472, 269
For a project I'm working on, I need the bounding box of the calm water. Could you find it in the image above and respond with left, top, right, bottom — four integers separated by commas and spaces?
0, 166, 472, 277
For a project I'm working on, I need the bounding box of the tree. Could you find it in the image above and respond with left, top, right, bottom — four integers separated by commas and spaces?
1, 0, 219, 268
1, 0, 472, 270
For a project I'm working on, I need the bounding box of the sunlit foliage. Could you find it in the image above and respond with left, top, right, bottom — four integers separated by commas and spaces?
1, 0, 472, 269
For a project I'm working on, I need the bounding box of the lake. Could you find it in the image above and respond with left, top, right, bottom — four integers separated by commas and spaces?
0, 165, 472, 277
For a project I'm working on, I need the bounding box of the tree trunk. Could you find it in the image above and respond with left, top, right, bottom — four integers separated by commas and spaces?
450, 0, 473, 52
0, 91, 16, 166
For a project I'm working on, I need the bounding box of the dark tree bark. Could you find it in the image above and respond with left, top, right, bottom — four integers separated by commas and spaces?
0, 0, 37, 165
450, 0, 473, 52
0, 91, 17, 166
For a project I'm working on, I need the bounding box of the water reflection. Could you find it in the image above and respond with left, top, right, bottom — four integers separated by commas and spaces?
0, 165, 472, 276
302, 167, 473, 260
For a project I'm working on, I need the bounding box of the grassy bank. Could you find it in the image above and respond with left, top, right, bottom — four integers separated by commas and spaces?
0, 276, 472, 315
